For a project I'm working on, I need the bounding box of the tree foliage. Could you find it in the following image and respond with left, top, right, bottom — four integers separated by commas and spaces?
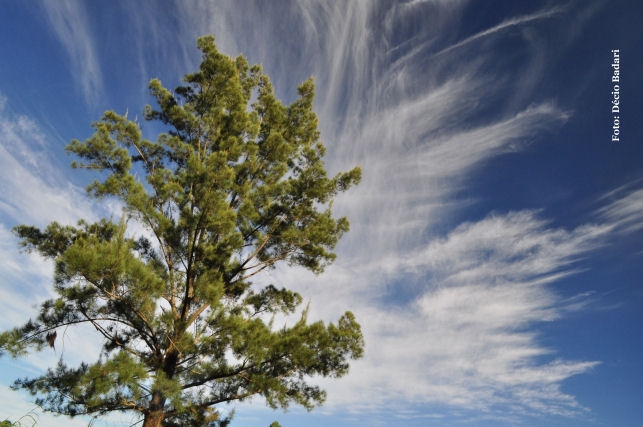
0, 36, 363, 427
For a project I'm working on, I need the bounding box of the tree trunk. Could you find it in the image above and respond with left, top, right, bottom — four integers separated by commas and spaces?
143, 352, 179, 427
142, 391, 165, 427
142, 411, 164, 427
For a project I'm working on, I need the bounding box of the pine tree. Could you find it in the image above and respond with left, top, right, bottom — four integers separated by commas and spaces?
0, 36, 363, 427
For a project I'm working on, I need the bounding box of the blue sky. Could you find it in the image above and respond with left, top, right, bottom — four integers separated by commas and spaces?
0, 1, 641, 426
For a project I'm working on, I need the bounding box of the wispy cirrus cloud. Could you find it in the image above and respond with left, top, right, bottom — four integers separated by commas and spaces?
39, 0, 103, 106
0, 96, 123, 425
307, 190, 641, 419
0, 95, 110, 327
597, 185, 643, 234
432, 5, 567, 57
173, 0, 621, 421
0, 98, 92, 227
152, 0, 628, 421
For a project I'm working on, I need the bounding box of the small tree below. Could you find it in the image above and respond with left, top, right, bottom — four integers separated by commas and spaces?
0, 36, 363, 427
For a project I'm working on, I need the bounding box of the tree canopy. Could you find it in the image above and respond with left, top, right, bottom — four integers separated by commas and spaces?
0, 36, 363, 427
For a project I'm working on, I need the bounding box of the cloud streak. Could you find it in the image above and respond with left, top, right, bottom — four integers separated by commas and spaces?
303, 185, 642, 420
0, 99, 93, 227
40, 0, 103, 105
433, 5, 566, 57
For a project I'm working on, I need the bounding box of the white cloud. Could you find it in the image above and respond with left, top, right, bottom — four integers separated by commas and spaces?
296, 208, 609, 418
0, 94, 115, 388
0, 99, 94, 227
597, 186, 643, 234
0, 385, 141, 427
292, 178, 642, 419
40, 0, 103, 105
432, 5, 566, 57
162, 1, 620, 421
